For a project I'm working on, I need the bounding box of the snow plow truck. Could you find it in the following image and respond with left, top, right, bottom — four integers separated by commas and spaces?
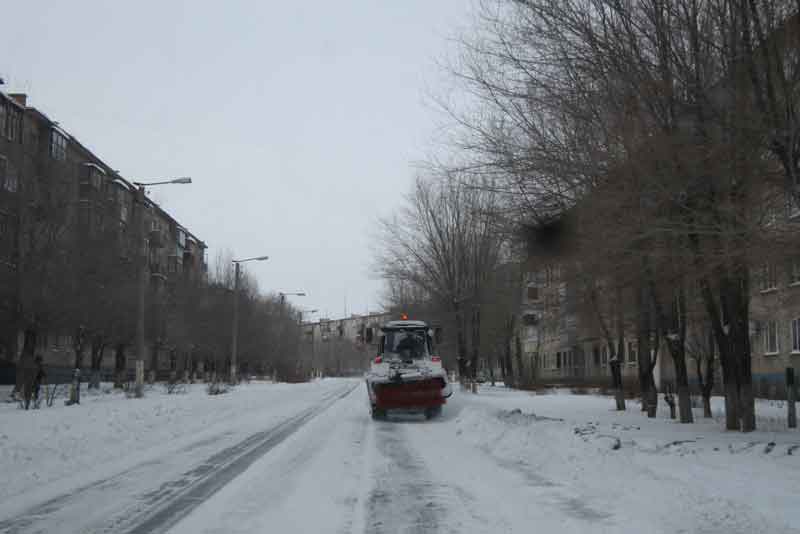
365, 319, 452, 420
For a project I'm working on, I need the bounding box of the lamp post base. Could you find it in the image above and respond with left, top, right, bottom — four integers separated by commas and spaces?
229, 363, 238, 385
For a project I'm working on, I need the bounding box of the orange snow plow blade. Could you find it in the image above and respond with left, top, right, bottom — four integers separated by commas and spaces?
373, 378, 446, 409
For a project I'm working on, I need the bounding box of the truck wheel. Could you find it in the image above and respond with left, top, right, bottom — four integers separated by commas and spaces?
424, 406, 442, 419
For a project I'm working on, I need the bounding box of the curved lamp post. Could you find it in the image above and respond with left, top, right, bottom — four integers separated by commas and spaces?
132, 177, 192, 398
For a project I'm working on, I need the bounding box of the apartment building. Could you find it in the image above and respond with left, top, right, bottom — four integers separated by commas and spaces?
518, 256, 672, 391
303, 312, 391, 376
0, 91, 207, 383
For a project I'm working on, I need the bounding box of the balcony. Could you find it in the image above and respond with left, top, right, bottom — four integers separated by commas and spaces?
148, 229, 165, 249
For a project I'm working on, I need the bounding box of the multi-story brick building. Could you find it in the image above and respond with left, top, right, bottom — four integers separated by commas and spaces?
302, 312, 391, 376
518, 257, 672, 391
0, 90, 207, 384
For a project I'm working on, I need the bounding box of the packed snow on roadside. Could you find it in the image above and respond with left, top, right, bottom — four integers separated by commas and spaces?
447, 386, 800, 532
0, 379, 349, 510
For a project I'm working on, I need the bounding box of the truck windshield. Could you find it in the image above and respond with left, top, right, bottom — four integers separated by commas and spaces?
383, 330, 429, 359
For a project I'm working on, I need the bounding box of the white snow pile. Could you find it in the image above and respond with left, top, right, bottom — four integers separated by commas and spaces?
453, 386, 800, 533
0, 379, 346, 507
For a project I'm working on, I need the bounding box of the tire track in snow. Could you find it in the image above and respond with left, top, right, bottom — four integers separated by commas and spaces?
0, 383, 356, 534
364, 420, 464, 534
120, 384, 356, 534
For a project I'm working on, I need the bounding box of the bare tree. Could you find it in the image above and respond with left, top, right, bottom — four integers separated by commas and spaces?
441, 0, 800, 431
374, 174, 507, 381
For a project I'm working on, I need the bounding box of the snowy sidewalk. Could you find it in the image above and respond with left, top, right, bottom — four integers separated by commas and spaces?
0, 379, 354, 517
443, 386, 800, 533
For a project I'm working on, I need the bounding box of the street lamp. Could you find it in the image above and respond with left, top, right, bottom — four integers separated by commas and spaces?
231, 255, 269, 383
133, 177, 192, 186
133, 177, 191, 398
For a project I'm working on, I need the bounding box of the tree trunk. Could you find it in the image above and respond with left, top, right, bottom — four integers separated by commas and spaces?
514, 335, 525, 387
610, 360, 626, 411
702, 395, 712, 418
614, 312, 626, 411
672, 343, 694, 423
739, 380, 756, 432
149, 341, 159, 383
646, 375, 658, 418
504, 336, 514, 387
113, 344, 126, 388
637, 295, 651, 412
505, 315, 517, 387
454, 301, 468, 384
18, 328, 37, 409
470, 306, 480, 382
89, 337, 105, 389
488, 351, 495, 386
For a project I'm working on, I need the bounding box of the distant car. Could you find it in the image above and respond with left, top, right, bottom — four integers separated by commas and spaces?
365, 319, 452, 420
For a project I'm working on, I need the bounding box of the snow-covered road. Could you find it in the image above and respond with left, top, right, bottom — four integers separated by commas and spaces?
3, 379, 799, 533
168, 383, 800, 534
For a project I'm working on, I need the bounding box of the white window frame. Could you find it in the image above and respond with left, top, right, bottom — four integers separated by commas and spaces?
4, 104, 21, 142
49, 129, 68, 161
759, 263, 778, 292
791, 260, 800, 286
764, 320, 779, 355
0, 156, 6, 191
788, 190, 800, 219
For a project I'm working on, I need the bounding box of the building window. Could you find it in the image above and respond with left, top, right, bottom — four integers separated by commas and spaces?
167, 255, 181, 274
764, 320, 779, 355
627, 342, 637, 363
2, 103, 22, 142
527, 286, 539, 301
89, 167, 103, 189
79, 203, 91, 227
177, 229, 186, 248
788, 191, 800, 219
601, 346, 608, 365
593, 346, 600, 366
50, 129, 68, 161
791, 260, 800, 286
792, 319, 800, 353
759, 263, 778, 292
94, 210, 104, 234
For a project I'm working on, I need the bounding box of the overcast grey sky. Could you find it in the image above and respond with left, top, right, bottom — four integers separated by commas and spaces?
2, 1, 469, 319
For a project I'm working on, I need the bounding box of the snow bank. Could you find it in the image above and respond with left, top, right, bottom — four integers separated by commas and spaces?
449, 386, 800, 532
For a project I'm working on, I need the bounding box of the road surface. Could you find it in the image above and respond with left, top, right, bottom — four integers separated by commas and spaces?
2, 379, 798, 533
